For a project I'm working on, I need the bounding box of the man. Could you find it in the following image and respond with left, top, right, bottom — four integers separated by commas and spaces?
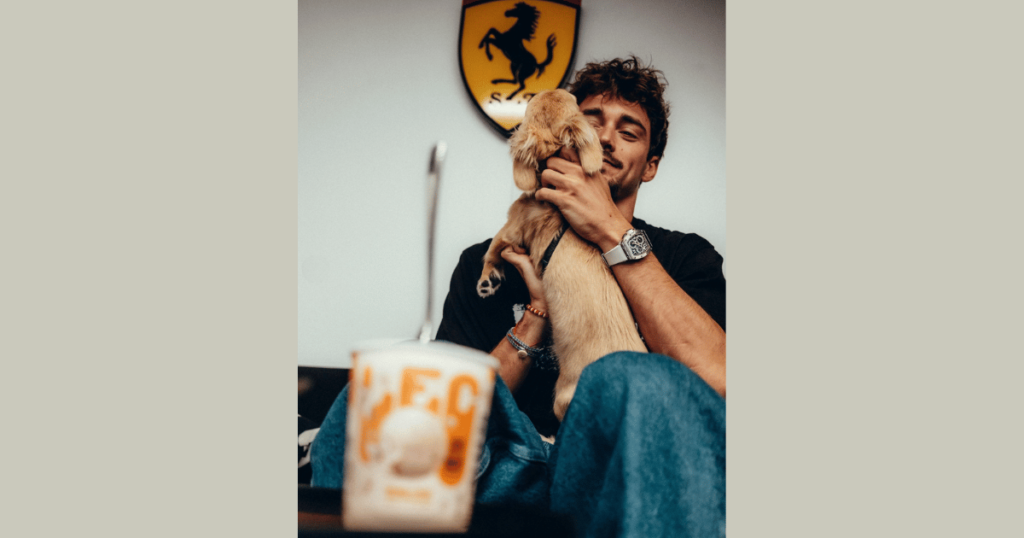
313, 57, 726, 537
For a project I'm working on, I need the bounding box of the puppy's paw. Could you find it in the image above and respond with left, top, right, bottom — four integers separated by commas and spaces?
579, 142, 603, 176
476, 268, 504, 298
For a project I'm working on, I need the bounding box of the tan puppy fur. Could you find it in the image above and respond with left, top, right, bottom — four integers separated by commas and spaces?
476, 89, 647, 421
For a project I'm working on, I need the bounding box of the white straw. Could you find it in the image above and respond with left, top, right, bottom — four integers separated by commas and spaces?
419, 142, 447, 343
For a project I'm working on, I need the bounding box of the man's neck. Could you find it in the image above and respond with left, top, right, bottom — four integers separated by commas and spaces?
616, 194, 637, 224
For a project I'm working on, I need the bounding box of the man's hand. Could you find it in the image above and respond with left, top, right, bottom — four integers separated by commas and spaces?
500, 245, 546, 312
535, 149, 726, 397
535, 147, 632, 252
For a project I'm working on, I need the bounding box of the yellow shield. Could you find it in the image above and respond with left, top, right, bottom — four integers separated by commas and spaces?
459, 0, 581, 137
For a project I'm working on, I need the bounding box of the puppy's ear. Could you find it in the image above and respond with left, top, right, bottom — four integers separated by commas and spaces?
510, 124, 543, 191
509, 124, 535, 161
513, 158, 539, 192
563, 117, 603, 175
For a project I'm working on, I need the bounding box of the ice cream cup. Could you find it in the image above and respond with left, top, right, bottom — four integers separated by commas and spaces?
342, 340, 498, 533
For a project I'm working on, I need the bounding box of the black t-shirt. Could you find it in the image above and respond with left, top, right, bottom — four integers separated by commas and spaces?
435, 217, 726, 436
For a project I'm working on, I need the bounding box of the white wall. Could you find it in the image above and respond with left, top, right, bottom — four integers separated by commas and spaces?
299, 0, 725, 368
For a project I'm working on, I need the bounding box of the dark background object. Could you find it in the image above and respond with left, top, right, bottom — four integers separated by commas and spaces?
299, 366, 350, 424
299, 486, 575, 538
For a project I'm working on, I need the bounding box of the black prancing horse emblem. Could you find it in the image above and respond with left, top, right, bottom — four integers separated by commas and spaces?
478, 2, 557, 101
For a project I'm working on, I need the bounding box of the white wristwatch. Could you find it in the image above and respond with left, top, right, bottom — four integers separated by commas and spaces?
602, 228, 652, 266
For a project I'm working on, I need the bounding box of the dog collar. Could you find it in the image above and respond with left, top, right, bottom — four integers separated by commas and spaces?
539, 222, 571, 274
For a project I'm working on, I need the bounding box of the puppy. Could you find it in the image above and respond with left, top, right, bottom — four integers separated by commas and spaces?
476, 89, 647, 421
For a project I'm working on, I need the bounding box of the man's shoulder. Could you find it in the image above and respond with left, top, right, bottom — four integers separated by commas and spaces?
633, 218, 717, 253
454, 239, 494, 275
458, 238, 492, 259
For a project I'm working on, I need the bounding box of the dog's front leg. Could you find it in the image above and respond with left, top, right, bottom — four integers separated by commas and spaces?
478, 196, 536, 299
477, 233, 510, 298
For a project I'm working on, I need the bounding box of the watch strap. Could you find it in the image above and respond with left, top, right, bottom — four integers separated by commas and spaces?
602, 244, 630, 266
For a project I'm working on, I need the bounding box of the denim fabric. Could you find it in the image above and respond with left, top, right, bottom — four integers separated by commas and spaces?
472, 375, 553, 508
310, 376, 552, 507
549, 352, 725, 538
309, 351, 724, 537
308, 383, 349, 489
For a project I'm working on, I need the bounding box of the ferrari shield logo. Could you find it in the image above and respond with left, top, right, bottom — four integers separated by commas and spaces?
459, 0, 581, 137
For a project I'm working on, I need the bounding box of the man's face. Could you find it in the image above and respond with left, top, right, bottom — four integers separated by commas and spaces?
578, 93, 660, 201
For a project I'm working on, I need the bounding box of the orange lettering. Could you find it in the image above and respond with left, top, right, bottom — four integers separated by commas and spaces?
439, 374, 479, 485
346, 364, 370, 414
358, 392, 392, 462
400, 368, 441, 409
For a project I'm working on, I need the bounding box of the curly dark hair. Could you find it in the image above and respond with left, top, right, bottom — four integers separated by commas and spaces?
567, 56, 670, 160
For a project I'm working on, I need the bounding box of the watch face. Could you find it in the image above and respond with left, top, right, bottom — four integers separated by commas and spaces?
624, 230, 651, 259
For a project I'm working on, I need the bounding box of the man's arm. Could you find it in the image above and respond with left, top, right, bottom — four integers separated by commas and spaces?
605, 251, 726, 396
435, 241, 548, 395
488, 246, 548, 393
536, 156, 726, 397
489, 311, 543, 393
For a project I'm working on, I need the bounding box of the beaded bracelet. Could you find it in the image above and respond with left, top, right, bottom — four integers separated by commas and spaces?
524, 304, 548, 319
505, 327, 559, 371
